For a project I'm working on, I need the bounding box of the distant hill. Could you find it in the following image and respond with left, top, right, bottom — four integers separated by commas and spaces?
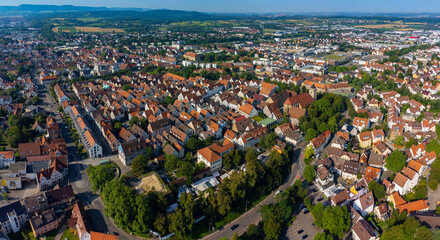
36, 9, 222, 22
0, 4, 220, 21
0, 4, 147, 14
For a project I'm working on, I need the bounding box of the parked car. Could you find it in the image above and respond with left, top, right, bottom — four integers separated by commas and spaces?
302, 234, 308, 239
297, 229, 304, 234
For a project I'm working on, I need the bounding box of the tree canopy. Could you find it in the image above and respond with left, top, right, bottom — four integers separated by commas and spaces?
385, 150, 407, 173
304, 164, 316, 183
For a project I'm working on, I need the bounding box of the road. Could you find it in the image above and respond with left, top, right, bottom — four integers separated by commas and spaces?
201, 140, 308, 240
41, 85, 139, 240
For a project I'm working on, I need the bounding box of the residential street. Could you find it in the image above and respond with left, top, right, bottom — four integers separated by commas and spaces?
42, 85, 140, 240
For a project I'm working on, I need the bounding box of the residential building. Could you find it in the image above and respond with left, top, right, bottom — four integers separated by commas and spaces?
0, 201, 28, 234
118, 138, 147, 166
197, 147, 222, 172
30, 209, 63, 237
353, 191, 375, 216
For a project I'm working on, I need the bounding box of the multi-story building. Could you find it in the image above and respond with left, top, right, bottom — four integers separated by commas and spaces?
30, 209, 63, 237
0, 201, 28, 234
118, 138, 147, 166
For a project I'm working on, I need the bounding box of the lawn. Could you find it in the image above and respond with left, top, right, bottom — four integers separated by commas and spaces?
61, 229, 79, 240
252, 116, 264, 122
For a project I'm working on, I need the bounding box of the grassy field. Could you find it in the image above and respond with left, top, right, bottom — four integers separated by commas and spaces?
52, 26, 124, 33
354, 21, 424, 30
324, 54, 345, 60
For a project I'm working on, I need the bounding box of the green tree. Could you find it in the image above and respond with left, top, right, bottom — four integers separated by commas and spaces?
223, 149, 243, 170
381, 225, 405, 240
305, 128, 318, 142
153, 213, 167, 236
241, 224, 261, 240
129, 116, 140, 127
437, 125, 440, 139
87, 164, 116, 192
385, 150, 407, 173
368, 180, 386, 200
177, 161, 195, 184
260, 204, 283, 240
304, 145, 315, 164
304, 164, 316, 183
164, 154, 180, 172
310, 202, 325, 227
131, 154, 149, 176
260, 132, 277, 149
114, 122, 122, 132
322, 206, 351, 239
414, 226, 433, 240
245, 148, 258, 162
186, 137, 202, 151
314, 232, 333, 240
168, 208, 189, 238
393, 136, 405, 146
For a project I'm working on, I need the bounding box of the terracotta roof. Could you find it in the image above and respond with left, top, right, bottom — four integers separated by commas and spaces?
359, 131, 372, 142
396, 199, 429, 214
239, 103, 255, 116
90, 231, 118, 240
393, 172, 409, 188
197, 147, 221, 163
391, 192, 407, 206
364, 166, 381, 183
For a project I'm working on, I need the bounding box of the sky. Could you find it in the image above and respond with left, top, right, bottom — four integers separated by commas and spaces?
3, 0, 440, 13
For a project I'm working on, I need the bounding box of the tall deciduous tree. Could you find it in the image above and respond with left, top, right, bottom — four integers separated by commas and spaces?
322, 206, 351, 239
385, 150, 407, 173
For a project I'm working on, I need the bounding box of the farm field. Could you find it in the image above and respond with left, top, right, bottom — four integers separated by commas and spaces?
52, 26, 124, 33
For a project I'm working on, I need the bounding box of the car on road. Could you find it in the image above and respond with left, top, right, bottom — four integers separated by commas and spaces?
274, 190, 282, 196
230, 224, 239, 230
302, 234, 308, 239
303, 208, 309, 214
297, 229, 304, 234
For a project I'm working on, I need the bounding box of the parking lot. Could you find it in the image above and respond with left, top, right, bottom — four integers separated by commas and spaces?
283, 210, 321, 240
0, 180, 39, 206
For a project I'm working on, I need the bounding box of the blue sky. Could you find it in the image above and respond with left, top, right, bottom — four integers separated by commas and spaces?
5, 0, 440, 13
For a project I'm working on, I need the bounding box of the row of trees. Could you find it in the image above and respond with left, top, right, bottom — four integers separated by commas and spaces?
89, 146, 294, 238
380, 210, 434, 240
